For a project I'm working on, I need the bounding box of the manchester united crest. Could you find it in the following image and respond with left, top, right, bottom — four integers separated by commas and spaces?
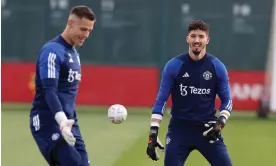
203, 71, 212, 80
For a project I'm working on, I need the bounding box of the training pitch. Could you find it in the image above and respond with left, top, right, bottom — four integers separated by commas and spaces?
2, 103, 276, 166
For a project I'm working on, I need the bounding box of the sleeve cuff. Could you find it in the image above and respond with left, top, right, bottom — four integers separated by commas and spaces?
220, 110, 231, 120
151, 114, 163, 120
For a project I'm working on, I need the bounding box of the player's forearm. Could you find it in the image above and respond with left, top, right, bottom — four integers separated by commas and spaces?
44, 88, 63, 112
217, 81, 232, 120
150, 59, 178, 128
219, 97, 232, 120
150, 81, 169, 127
44, 89, 68, 124
219, 98, 232, 120
218, 90, 232, 120
150, 92, 168, 127
42, 79, 66, 122
214, 58, 232, 120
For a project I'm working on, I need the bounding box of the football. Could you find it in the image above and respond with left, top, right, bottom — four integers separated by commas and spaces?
107, 104, 128, 124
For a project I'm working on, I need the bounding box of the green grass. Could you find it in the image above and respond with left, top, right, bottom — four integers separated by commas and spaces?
2, 103, 276, 166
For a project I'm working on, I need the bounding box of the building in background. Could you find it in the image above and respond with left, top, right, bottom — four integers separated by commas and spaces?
2, 0, 275, 115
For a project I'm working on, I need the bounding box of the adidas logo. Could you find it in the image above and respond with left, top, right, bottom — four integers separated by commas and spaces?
68, 53, 74, 63
182, 72, 189, 78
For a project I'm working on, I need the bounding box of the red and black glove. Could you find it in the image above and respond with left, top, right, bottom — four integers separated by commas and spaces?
146, 126, 164, 161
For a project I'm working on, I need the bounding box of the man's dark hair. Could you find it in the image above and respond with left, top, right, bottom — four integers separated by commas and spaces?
70, 5, 96, 21
188, 20, 209, 35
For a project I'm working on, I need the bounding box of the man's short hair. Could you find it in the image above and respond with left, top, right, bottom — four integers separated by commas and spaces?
188, 20, 209, 35
70, 5, 96, 21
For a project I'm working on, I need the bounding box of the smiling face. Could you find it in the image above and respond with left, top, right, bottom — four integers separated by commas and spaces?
68, 17, 95, 46
66, 6, 96, 47
186, 29, 209, 56
186, 20, 210, 56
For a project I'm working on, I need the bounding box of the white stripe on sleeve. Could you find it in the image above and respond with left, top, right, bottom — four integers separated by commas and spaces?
48, 53, 57, 78
226, 100, 232, 111
161, 101, 167, 114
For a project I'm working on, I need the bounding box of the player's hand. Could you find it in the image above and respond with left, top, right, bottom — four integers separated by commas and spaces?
203, 116, 226, 143
60, 119, 76, 146
146, 126, 164, 161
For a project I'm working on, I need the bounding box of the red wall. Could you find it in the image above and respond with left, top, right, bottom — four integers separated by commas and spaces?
2, 63, 265, 111
227, 71, 264, 111
1, 63, 158, 107
77, 65, 158, 106
2, 63, 36, 102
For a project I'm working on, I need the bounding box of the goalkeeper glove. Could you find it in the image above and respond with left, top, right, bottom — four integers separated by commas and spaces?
203, 116, 226, 143
60, 119, 76, 146
146, 126, 164, 161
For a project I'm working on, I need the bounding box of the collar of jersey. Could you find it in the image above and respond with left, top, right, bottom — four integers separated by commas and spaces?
58, 35, 74, 49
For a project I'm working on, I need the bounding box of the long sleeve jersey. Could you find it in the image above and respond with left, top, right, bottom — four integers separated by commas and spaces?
152, 53, 232, 123
30, 35, 82, 123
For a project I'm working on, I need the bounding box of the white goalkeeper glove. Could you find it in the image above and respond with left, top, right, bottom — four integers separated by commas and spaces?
55, 111, 76, 146
60, 119, 76, 146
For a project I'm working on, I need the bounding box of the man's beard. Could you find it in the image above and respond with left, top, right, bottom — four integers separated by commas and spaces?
192, 50, 201, 56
